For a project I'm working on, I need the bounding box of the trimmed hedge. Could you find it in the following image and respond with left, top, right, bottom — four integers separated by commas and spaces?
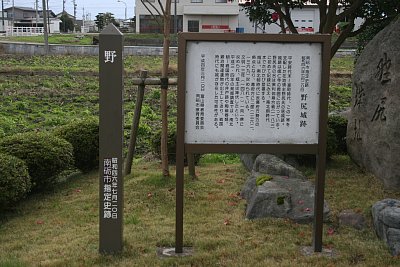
0, 153, 32, 210
0, 132, 74, 190
54, 119, 99, 172
328, 115, 348, 154
150, 129, 201, 165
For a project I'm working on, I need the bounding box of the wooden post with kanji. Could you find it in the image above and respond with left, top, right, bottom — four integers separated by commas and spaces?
99, 24, 124, 254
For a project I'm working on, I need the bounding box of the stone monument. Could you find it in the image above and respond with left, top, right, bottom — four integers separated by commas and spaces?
347, 17, 400, 189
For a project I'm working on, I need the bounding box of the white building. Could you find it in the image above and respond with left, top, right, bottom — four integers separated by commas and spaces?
3, 6, 60, 35
136, 0, 239, 33
239, 5, 363, 34
136, 1, 362, 34
0, 10, 9, 33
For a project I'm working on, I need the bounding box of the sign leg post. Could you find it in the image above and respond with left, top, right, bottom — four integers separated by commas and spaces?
313, 153, 326, 252
175, 152, 184, 253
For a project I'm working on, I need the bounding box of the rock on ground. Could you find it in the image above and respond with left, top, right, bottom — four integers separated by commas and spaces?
338, 210, 366, 230
372, 199, 400, 256
241, 154, 329, 223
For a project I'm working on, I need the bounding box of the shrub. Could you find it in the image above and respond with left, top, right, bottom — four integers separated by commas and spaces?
326, 127, 338, 158
0, 153, 32, 210
328, 115, 348, 154
356, 21, 390, 60
0, 132, 74, 190
54, 119, 99, 172
150, 129, 201, 165
285, 125, 339, 167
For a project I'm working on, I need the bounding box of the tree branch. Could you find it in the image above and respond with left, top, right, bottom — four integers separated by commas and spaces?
157, 0, 166, 16
335, 0, 364, 23
331, 17, 355, 57
276, 1, 297, 33
318, 0, 328, 32
323, 0, 338, 33
347, 17, 387, 37
141, 0, 163, 26
142, 0, 162, 16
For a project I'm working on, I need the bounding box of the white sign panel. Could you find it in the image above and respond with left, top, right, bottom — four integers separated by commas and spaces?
185, 41, 322, 144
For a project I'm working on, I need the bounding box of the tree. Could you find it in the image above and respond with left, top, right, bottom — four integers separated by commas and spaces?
60, 14, 74, 33
140, 0, 173, 177
243, 0, 400, 58
95, 12, 120, 31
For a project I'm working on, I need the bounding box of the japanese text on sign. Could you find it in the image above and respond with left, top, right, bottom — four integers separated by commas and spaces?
103, 158, 118, 219
185, 42, 322, 144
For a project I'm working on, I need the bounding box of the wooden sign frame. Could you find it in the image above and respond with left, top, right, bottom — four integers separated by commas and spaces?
176, 33, 331, 253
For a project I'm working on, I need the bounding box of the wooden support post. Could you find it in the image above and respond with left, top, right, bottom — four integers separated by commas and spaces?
124, 70, 148, 176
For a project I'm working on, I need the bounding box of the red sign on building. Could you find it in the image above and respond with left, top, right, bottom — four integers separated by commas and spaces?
202, 25, 229, 30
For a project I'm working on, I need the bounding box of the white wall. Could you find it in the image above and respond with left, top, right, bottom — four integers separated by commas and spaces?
49, 19, 61, 33
136, 0, 239, 33
238, 5, 363, 34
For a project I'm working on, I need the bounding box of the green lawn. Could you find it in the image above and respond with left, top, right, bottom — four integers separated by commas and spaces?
0, 156, 399, 266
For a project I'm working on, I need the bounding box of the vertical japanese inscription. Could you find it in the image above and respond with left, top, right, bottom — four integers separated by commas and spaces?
352, 83, 365, 141
300, 56, 310, 128
186, 41, 322, 144
375, 52, 392, 84
208, 54, 295, 131
103, 158, 119, 219
99, 24, 124, 254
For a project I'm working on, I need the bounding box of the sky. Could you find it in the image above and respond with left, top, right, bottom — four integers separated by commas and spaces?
4, 0, 135, 20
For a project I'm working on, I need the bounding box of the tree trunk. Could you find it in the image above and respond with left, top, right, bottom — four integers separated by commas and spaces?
161, 0, 172, 177
279, 15, 286, 33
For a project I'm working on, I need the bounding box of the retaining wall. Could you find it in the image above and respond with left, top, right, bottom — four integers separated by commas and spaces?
0, 41, 178, 56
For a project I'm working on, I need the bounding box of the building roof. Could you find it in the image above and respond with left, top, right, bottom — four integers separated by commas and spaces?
4, 6, 36, 12
55, 11, 75, 19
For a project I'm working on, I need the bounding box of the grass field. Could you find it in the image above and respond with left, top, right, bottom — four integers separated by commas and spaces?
2, 54, 398, 266
1, 33, 179, 46
0, 54, 350, 139
0, 156, 399, 266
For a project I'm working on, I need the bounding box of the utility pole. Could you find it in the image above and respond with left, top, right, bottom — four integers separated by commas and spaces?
72, 0, 76, 32
35, 0, 39, 27
41, 0, 49, 53
62, 0, 66, 32
174, 0, 177, 33
46, 0, 50, 33
82, 7, 85, 33
11, 0, 14, 35
1, 0, 4, 30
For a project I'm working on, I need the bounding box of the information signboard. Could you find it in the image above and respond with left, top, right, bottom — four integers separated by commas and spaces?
175, 33, 331, 254
185, 41, 322, 144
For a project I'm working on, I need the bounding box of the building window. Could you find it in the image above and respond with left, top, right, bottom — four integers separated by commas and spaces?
191, 0, 203, 3
188, 20, 199, 32
215, 0, 227, 2
140, 15, 183, 33
140, 15, 162, 33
